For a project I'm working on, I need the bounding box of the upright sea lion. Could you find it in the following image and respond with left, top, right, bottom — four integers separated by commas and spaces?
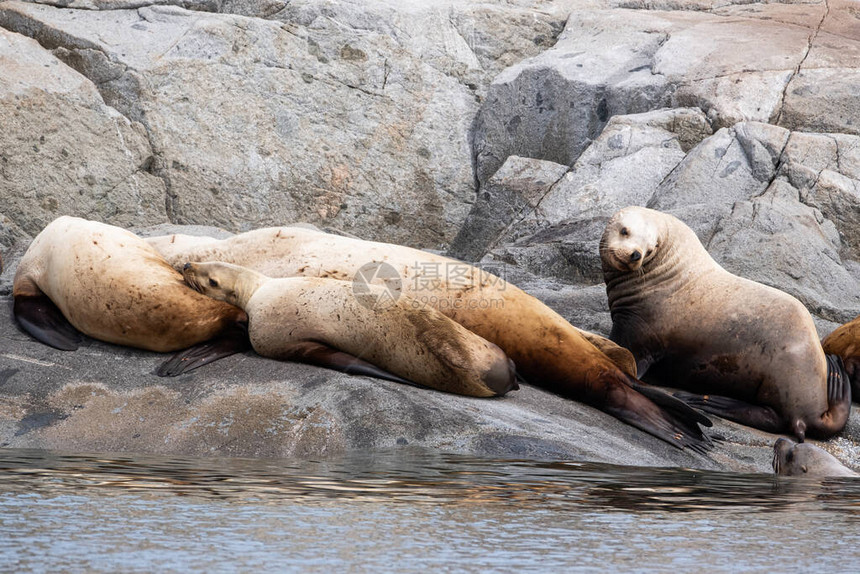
180, 261, 517, 397
773, 438, 858, 477
148, 227, 712, 451
821, 319, 860, 401
12, 216, 249, 373
600, 206, 851, 441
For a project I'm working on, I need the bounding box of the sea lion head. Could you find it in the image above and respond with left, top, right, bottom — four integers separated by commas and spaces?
600, 207, 660, 272
182, 261, 264, 309
772, 437, 856, 477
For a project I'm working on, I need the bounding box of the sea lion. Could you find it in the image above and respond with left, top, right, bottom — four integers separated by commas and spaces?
600, 206, 851, 441
12, 216, 250, 374
821, 319, 860, 401
148, 227, 712, 451
146, 230, 639, 375
772, 438, 858, 477
180, 261, 517, 397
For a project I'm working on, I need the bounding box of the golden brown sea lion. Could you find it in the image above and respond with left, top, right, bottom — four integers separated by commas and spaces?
148, 226, 712, 451
600, 206, 851, 441
180, 261, 517, 397
12, 216, 249, 374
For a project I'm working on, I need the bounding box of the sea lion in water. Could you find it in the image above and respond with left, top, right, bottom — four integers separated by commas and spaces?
772, 438, 858, 477
821, 319, 860, 402
180, 261, 517, 397
12, 216, 248, 373
148, 227, 712, 451
600, 206, 851, 441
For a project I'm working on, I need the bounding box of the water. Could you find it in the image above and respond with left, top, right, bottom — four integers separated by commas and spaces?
1, 449, 859, 573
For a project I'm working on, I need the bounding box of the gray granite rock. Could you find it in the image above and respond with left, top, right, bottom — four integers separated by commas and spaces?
447, 156, 568, 262
4, 0, 860, 472
0, 0, 569, 248
472, 0, 860, 185
0, 26, 166, 247
481, 109, 711, 280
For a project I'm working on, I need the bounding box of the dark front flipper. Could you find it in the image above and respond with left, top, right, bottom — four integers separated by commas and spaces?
13, 294, 82, 351
284, 341, 416, 386
602, 376, 714, 454
808, 354, 852, 439
673, 391, 785, 434
156, 323, 251, 377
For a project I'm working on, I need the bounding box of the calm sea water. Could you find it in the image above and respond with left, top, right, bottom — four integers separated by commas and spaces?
1, 448, 859, 573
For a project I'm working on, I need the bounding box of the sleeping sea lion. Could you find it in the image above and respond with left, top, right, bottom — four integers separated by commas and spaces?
600, 206, 851, 441
147, 227, 712, 451
12, 216, 248, 374
180, 261, 517, 397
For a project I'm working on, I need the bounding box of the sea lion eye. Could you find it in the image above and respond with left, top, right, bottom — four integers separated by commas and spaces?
209, 278, 219, 288
620, 227, 629, 236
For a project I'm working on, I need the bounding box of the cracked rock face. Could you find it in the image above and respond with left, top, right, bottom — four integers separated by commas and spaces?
473, 0, 859, 186
0, 26, 166, 237
0, 0, 569, 249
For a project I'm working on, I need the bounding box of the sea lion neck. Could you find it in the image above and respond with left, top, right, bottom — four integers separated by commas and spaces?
604, 213, 709, 310
231, 268, 267, 309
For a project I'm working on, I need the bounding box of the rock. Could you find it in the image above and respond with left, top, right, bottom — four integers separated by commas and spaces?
447, 156, 568, 262
458, 117, 860, 333
4, 0, 860, 472
0, 0, 568, 247
707, 178, 860, 325
778, 131, 860, 261
472, 1, 860, 184
0, 26, 166, 247
0, 232, 850, 473
649, 122, 790, 241
482, 109, 711, 281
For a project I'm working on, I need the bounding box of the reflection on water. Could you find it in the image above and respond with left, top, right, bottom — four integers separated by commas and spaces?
1, 448, 860, 572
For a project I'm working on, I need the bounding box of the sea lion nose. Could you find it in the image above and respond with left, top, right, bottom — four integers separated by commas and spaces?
183, 262, 192, 271
630, 250, 642, 262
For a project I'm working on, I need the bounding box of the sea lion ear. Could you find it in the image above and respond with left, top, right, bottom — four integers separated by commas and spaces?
801, 465, 808, 473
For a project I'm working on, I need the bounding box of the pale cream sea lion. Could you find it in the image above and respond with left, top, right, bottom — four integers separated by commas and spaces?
148, 227, 712, 451
600, 206, 851, 441
146, 231, 639, 375
773, 438, 858, 477
180, 261, 517, 397
13, 216, 248, 374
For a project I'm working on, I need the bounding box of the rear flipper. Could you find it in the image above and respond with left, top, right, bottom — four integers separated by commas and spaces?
603, 377, 714, 454
282, 341, 417, 386
673, 391, 785, 434
13, 293, 82, 351
156, 323, 251, 377
630, 381, 712, 429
